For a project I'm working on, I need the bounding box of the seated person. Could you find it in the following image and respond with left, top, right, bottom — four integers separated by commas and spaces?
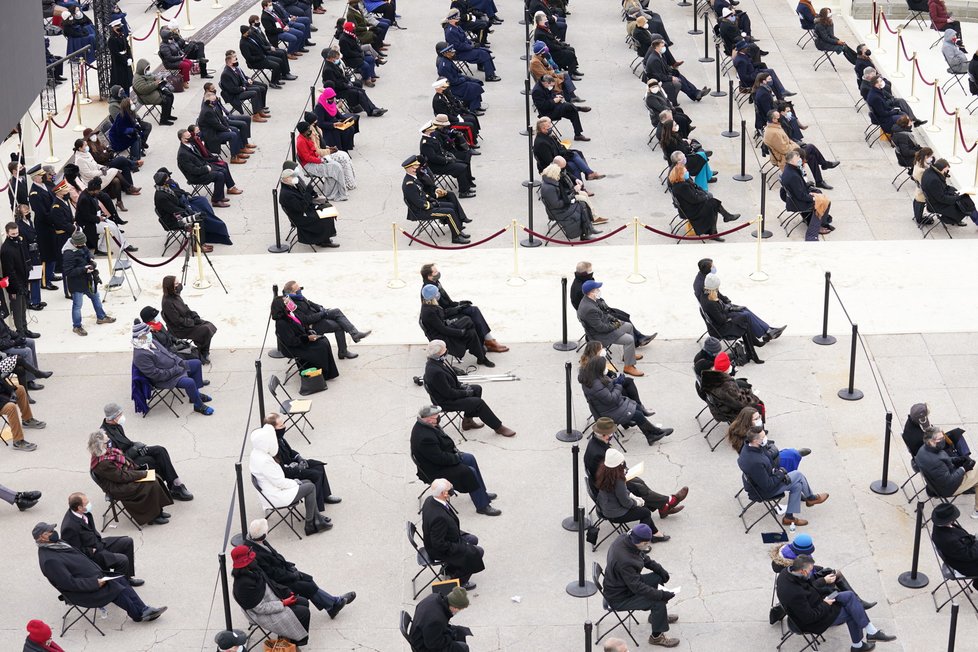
409, 586, 472, 651
444, 9, 499, 81
597, 449, 672, 538
421, 264, 507, 353
942, 29, 969, 73
153, 168, 232, 251
161, 275, 219, 363
249, 424, 331, 536
101, 402, 193, 500
87, 430, 174, 526
602, 524, 679, 647
264, 412, 340, 510
931, 503, 978, 583
645, 80, 692, 138
270, 295, 339, 382
423, 340, 515, 437
410, 405, 501, 516
0, 483, 40, 511
220, 51, 270, 117
159, 27, 194, 88
323, 48, 386, 116
304, 111, 358, 192
230, 545, 310, 646
891, 115, 921, 173
0, 319, 50, 391
771, 534, 877, 610
571, 266, 655, 344
777, 555, 895, 649
532, 75, 591, 142
579, 341, 652, 412
313, 87, 359, 152
0, 355, 44, 452
580, 356, 672, 444
902, 402, 970, 462
916, 425, 978, 516
643, 38, 709, 105
797, 0, 817, 29
577, 280, 646, 376
693, 337, 723, 378
715, 0, 752, 36
733, 41, 793, 97
763, 110, 837, 190
60, 492, 143, 585
701, 352, 764, 421
728, 406, 809, 473
920, 158, 978, 227
176, 128, 229, 206
295, 120, 350, 203
139, 306, 199, 360
73, 178, 133, 255
859, 67, 925, 125
34, 522, 165, 623
402, 155, 469, 244
540, 163, 600, 241
422, 478, 485, 590
420, 284, 492, 367
278, 168, 339, 248
585, 416, 685, 517
131, 321, 214, 416
931, 0, 965, 47
420, 120, 474, 197
432, 78, 480, 148
812, 9, 857, 64
668, 153, 739, 238
131, 59, 176, 125
529, 43, 583, 105
436, 42, 484, 113
534, 12, 580, 76
700, 270, 784, 345
739, 428, 828, 527
245, 518, 356, 617
282, 280, 368, 359
659, 122, 714, 190
780, 149, 835, 240
533, 117, 600, 180
553, 156, 609, 223
866, 75, 902, 136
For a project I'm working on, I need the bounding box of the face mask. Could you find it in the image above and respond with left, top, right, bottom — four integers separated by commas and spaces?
89, 134, 98, 142
711, 265, 717, 274
672, 123, 679, 133
175, 283, 183, 294
74, 9, 82, 18
935, 439, 946, 450
784, 111, 793, 119
656, 47, 664, 54
145, 333, 153, 343
826, 11, 832, 18
275, 426, 286, 437
48, 531, 60, 543
760, 436, 768, 446
864, 49, 871, 56
117, 414, 126, 426
431, 272, 441, 282
683, 171, 690, 180
639, 542, 653, 553
84, 502, 92, 514
82, 145, 89, 153
752, 416, 762, 428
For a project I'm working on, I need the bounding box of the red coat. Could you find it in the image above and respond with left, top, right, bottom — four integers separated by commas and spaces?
296, 134, 322, 166
930, 0, 951, 30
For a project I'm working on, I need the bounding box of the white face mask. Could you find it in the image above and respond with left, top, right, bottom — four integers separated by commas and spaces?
89, 134, 98, 142
672, 122, 679, 133
84, 502, 92, 514
760, 436, 768, 446
118, 414, 126, 426
752, 416, 762, 428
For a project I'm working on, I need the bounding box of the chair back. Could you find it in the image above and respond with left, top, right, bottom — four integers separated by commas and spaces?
399, 610, 413, 643
592, 561, 605, 593
267, 374, 283, 399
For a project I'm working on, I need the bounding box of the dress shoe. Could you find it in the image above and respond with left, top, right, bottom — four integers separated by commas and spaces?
823, 160, 840, 169
659, 503, 684, 518
484, 339, 509, 352
782, 515, 808, 526
324, 495, 342, 504
815, 182, 833, 190
228, 187, 244, 195
914, 119, 928, 127
253, 114, 268, 122
461, 581, 477, 590
805, 492, 829, 507
648, 633, 680, 647
459, 191, 476, 198
782, 91, 797, 97
673, 486, 689, 504
230, 156, 248, 165
24, 330, 41, 339
171, 485, 194, 501
26, 381, 44, 391
351, 330, 371, 343
476, 505, 502, 516
327, 592, 356, 619
202, 245, 214, 253
798, 448, 812, 457
764, 325, 787, 341
477, 357, 495, 367
638, 334, 657, 347
17, 490, 41, 502
452, 237, 471, 244
138, 606, 167, 622
462, 417, 485, 430
485, 75, 502, 82
574, 134, 591, 142
861, 599, 877, 610
486, 493, 497, 501
577, 105, 592, 113
586, 172, 605, 180
722, 212, 740, 222
852, 642, 876, 652
370, 108, 389, 116
634, 353, 644, 361
125, 245, 139, 253
298, 47, 310, 53
29, 303, 45, 310
338, 350, 359, 359
623, 365, 644, 377
592, 216, 609, 224
150, 515, 170, 525
15, 493, 40, 511
128, 577, 145, 587
494, 425, 516, 437
212, 200, 231, 208
570, 95, 587, 103
305, 521, 327, 536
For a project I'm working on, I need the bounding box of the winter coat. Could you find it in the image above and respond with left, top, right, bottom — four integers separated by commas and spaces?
930, 0, 951, 31
232, 567, 308, 643
161, 294, 217, 346
62, 246, 97, 294
780, 162, 815, 212
421, 495, 485, 577
776, 569, 842, 635
37, 543, 127, 607
813, 21, 841, 51
596, 477, 638, 519
737, 443, 788, 499
915, 443, 966, 496
423, 358, 469, 406
763, 123, 795, 170
131, 59, 164, 105
91, 457, 173, 525
670, 178, 718, 235
132, 344, 187, 389
158, 38, 186, 70
250, 424, 300, 509
891, 125, 920, 167
603, 533, 670, 606
581, 376, 637, 425
73, 150, 119, 188
921, 165, 966, 220
570, 270, 591, 310
409, 420, 479, 493
419, 303, 470, 359
942, 30, 969, 72
409, 592, 467, 652
701, 369, 761, 421
540, 176, 587, 239
933, 523, 978, 577
867, 87, 899, 133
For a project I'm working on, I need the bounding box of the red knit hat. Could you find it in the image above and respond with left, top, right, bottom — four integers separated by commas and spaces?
26, 620, 52, 643
713, 351, 731, 372
343, 21, 355, 34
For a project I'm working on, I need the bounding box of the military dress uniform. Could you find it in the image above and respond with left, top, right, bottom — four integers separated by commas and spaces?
401, 156, 468, 244
48, 184, 76, 297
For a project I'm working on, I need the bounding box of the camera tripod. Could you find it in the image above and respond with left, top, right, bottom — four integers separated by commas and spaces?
180, 225, 227, 293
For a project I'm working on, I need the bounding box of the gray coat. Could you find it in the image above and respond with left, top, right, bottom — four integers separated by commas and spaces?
243, 584, 308, 642
581, 377, 637, 425
943, 30, 969, 73
597, 478, 638, 519
577, 295, 621, 347
540, 176, 587, 239
132, 344, 187, 389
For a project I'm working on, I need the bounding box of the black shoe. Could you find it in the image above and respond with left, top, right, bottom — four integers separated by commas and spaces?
326, 596, 348, 619
815, 182, 833, 190
50, 275, 62, 281
138, 606, 167, 622
765, 325, 787, 341
477, 357, 495, 368
338, 350, 359, 359
15, 493, 40, 511
866, 631, 895, 642
282, 74, 298, 81
914, 119, 928, 127
798, 448, 812, 457
860, 599, 877, 610
652, 427, 675, 437
150, 515, 170, 525
461, 581, 477, 590
325, 495, 342, 504
269, 82, 283, 89
24, 330, 41, 339
128, 577, 145, 587
759, 49, 771, 56
459, 191, 476, 198
722, 212, 740, 222
370, 108, 388, 116
171, 485, 194, 501
485, 75, 502, 82
305, 521, 327, 535
452, 237, 471, 244
577, 105, 592, 113
646, 432, 667, 445
486, 492, 498, 501
26, 381, 44, 391
916, 216, 935, 225
782, 91, 797, 97
320, 240, 340, 248
708, 176, 718, 183
476, 505, 502, 516
28, 303, 45, 310
160, 119, 176, 126
352, 330, 371, 343
822, 160, 840, 169
42, 284, 58, 291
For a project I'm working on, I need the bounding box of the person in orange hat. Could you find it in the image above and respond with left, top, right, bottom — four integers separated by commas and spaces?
23, 619, 65, 652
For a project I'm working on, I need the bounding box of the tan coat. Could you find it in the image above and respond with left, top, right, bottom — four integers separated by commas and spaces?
913, 163, 927, 202
529, 55, 566, 93
763, 123, 794, 170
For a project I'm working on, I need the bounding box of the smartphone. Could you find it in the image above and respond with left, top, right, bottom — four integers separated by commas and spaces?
825, 591, 839, 600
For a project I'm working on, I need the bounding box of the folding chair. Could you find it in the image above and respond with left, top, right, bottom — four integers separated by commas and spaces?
187, 180, 214, 199
93, 470, 143, 532
941, 69, 968, 97
697, 305, 762, 364
412, 453, 434, 513
58, 594, 105, 637
268, 374, 314, 445
902, 8, 929, 30
155, 208, 191, 256
736, 473, 787, 536
891, 165, 914, 191
582, 403, 629, 453
131, 98, 163, 126
251, 474, 304, 540
139, 376, 185, 418
813, 49, 837, 72
865, 113, 885, 148
399, 610, 414, 646
929, 535, 978, 612
694, 381, 726, 450
795, 17, 815, 49
592, 562, 641, 648
776, 614, 825, 651
583, 481, 631, 551
284, 223, 318, 253
921, 196, 954, 239
406, 520, 446, 598
245, 619, 274, 652
454, 59, 475, 76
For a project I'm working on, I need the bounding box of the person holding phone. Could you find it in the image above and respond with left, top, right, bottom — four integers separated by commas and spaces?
770, 534, 877, 610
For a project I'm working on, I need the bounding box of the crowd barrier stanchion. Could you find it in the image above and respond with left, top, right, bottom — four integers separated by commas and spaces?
971, 150, 978, 194
722, 80, 738, 137
947, 602, 959, 652
699, 18, 714, 63
892, 27, 905, 78
908, 53, 919, 102
268, 188, 289, 253
678, 0, 691, 8
838, 323, 864, 401
520, 9, 530, 61
182, 0, 195, 32
733, 120, 753, 182
556, 361, 583, 442
866, 1, 877, 40
191, 223, 211, 289
520, 78, 532, 137
898, 501, 930, 588
812, 271, 836, 345
711, 47, 726, 97
234, 462, 248, 539
554, 277, 576, 351
507, 220, 526, 286
949, 110, 963, 163
689, 0, 703, 35
584, 621, 593, 650
566, 506, 597, 597
73, 84, 87, 131
43, 114, 59, 164
748, 216, 768, 282
751, 170, 772, 239
927, 83, 942, 132
387, 222, 406, 289
870, 411, 899, 495
520, 82, 541, 248
626, 216, 646, 284
562, 444, 591, 529
218, 553, 233, 630
309, 86, 316, 111
255, 359, 266, 424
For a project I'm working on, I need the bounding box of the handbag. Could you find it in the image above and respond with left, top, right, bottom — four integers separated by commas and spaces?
264, 639, 298, 652
299, 367, 327, 395
167, 72, 184, 93
769, 603, 786, 625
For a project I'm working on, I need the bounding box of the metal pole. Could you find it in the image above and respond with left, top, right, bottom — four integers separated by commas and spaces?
837, 323, 864, 401
584, 621, 594, 650
812, 271, 837, 345
554, 277, 576, 351
689, 0, 703, 34
563, 444, 592, 531
751, 171, 772, 238
309, 86, 315, 110
898, 501, 930, 588
218, 553, 233, 630
521, 79, 541, 248
387, 222, 406, 289
699, 16, 714, 62
626, 217, 646, 283
948, 603, 959, 652
234, 462, 248, 539
711, 46, 726, 97
871, 411, 899, 494
267, 188, 289, 253
733, 120, 753, 181
556, 361, 583, 441
255, 359, 266, 423
722, 81, 738, 137
566, 506, 597, 597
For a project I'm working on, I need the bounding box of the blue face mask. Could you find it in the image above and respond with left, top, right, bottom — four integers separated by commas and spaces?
711, 265, 717, 274
683, 171, 690, 180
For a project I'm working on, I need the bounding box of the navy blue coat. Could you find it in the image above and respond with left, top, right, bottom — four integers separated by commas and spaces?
737, 443, 787, 498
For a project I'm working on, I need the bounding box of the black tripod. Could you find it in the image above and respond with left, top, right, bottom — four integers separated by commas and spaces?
181, 224, 227, 294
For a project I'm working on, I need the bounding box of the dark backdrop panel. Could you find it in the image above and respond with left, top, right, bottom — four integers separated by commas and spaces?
0, 3, 46, 139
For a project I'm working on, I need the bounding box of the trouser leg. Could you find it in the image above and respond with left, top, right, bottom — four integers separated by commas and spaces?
0, 403, 23, 442
10, 293, 27, 334
831, 591, 869, 644
112, 586, 149, 620
0, 483, 16, 504
460, 306, 490, 341
148, 446, 179, 485
458, 451, 491, 509
612, 322, 637, 366
176, 377, 202, 407
295, 480, 318, 522
785, 470, 812, 514
803, 210, 822, 241
743, 309, 770, 337
627, 477, 670, 510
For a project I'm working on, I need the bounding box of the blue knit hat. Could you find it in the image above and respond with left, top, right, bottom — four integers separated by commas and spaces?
789, 533, 815, 555
421, 284, 440, 301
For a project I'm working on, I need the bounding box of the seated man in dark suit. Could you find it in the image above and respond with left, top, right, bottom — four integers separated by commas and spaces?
176, 129, 230, 206
239, 25, 285, 87
532, 116, 600, 181
60, 492, 143, 586
781, 149, 834, 241
34, 522, 165, 623
423, 340, 515, 437
219, 51, 270, 117
920, 158, 978, 226
932, 503, 978, 585
281, 280, 369, 360
902, 402, 970, 463
532, 75, 590, 141
421, 479, 485, 590
420, 264, 507, 353
410, 405, 501, 515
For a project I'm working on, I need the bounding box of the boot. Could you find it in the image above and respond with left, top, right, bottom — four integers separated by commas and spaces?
462, 417, 484, 430
719, 206, 740, 222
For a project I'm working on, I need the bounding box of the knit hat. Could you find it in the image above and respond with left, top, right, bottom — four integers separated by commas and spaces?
910, 403, 930, 428
713, 351, 731, 372
604, 448, 625, 469
628, 523, 654, 543
426, 339, 447, 358
282, 160, 299, 170
581, 280, 602, 294
132, 321, 150, 338
139, 306, 159, 323
421, 284, 440, 300
343, 21, 355, 34
933, 503, 960, 527
418, 404, 443, 418
248, 518, 269, 539
230, 544, 255, 569
70, 231, 87, 246
532, 41, 548, 54
703, 273, 721, 291
789, 533, 815, 555
594, 417, 616, 436
446, 586, 469, 609
703, 337, 722, 355
104, 402, 124, 420
26, 620, 52, 643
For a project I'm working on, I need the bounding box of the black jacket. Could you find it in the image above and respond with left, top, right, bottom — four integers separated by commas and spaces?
933, 523, 978, 577
59, 509, 110, 557
583, 434, 609, 482
423, 357, 470, 406
37, 544, 126, 608
531, 82, 563, 118
0, 236, 30, 294
409, 420, 478, 493
671, 178, 717, 235
421, 495, 485, 576
780, 163, 814, 212
177, 143, 213, 182
915, 443, 965, 496
198, 103, 232, 154
62, 245, 98, 294
603, 533, 670, 605
245, 536, 309, 587
532, 130, 569, 171
737, 442, 788, 499
644, 51, 674, 84
570, 270, 591, 310
322, 60, 353, 92
776, 568, 842, 635
409, 592, 467, 652
921, 165, 964, 218
338, 33, 365, 69
239, 36, 269, 68
419, 304, 469, 358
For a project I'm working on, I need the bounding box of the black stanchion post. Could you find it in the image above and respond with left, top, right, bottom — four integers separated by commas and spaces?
234, 462, 248, 540
584, 621, 594, 650
218, 553, 233, 630
733, 120, 754, 181
309, 86, 315, 110
268, 188, 289, 253
289, 130, 296, 162
751, 171, 772, 238
812, 271, 837, 345
689, 0, 703, 34
837, 322, 864, 401
268, 284, 285, 358
898, 501, 930, 588
520, 77, 531, 137
562, 444, 593, 531
520, 10, 530, 61
699, 17, 714, 62
722, 80, 738, 137
556, 361, 583, 441
255, 359, 267, 421
871, 411, 899, 494
521, 80, 542, 248
947, 602, 959, 652
566, 506, 597, 597
554, 277, 576, 351
711, 46, 726, 97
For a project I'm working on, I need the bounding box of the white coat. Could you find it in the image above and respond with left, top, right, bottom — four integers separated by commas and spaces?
249, 424, 298, 510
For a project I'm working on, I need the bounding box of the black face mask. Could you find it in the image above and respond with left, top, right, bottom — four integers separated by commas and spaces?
232, 61, 240, 67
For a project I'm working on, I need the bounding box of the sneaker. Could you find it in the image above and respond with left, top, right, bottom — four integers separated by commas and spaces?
96, 316, 116, 325
194, 405, 214, 416
73, 326, 88, 336
648, 633, 680, 647
22, 418, 46, 429
12, 440, 37, 451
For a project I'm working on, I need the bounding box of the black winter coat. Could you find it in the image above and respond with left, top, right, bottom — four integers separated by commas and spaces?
921, 166, 966, 220
421, 495, 485, 577
62, 246, 98, 294
0, 236, 30, 294
933, 523, 978, 577
423, 358, 469, 406
419, 304, 470, 359
776, 569, 842, 635
38, 544, 126, 607
915, 443, 965, 496
409, 420, 478, 493
603, 533, 670, 605
737, 443, 787, 499
409, 592, 467, 652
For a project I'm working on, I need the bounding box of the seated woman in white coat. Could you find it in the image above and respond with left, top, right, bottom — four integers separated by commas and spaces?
249, 424, 331, 536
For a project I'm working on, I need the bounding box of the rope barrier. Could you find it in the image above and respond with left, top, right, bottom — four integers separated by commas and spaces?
871, 1, 879, 33
899, 34, 912, 61
49, 92, 78, 130
400, 226, 508, 250
936, 87, 957, 116
170, 0, 186, 19
109, 234, 190, 267
521, 223, 628, 246
132, 16, 159, 41
956, 117, 977, 153
33, 119, 49, 148
879, 10, 897, 35
0, 181, 8, 192
913, 59, 936, 86
642, 219, 754, 241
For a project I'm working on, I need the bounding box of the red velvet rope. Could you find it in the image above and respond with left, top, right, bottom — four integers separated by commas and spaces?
642, 219, 754, 241
936, 87, 957, 116
522, 223, 628, 245
170, 1, 185, 19
0, 181, 8, 192
33, 119, 49, 147
133, 17, 159, 41
50, 92, 77, 130
871, 1, 879, 33
109, 233, 190, 267
400, 226, 508, 249
914, 59, 936, 86
879, 11, 897, 35
956, 117, 977, 153
898, 35, 912, 62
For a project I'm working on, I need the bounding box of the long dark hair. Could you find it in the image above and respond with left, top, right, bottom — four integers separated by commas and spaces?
727, 406, 758, 452
579, 354, 610, 386
595, 461, 626, 492
658, 119, 678, 149
914, 147, 933, 167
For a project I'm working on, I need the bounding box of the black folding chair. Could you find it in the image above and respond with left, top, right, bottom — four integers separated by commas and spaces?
92, 470, 143, 532
268, 374, 314, 445
406, 520, 446, 599
592, 562, 641, 648
251, 474, 304, 540
58, 594, 105, 637
584, 481, 631, 551
244, 619, 274, 652
929, 534, 978, 613
399, 610, 415, 648
776, 614, 825, 651
735, 473, 787, 536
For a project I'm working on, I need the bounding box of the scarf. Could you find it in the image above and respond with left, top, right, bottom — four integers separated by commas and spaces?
317, 88, 339, 117
91, 447, 129, 470
193, 134, 211, 158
